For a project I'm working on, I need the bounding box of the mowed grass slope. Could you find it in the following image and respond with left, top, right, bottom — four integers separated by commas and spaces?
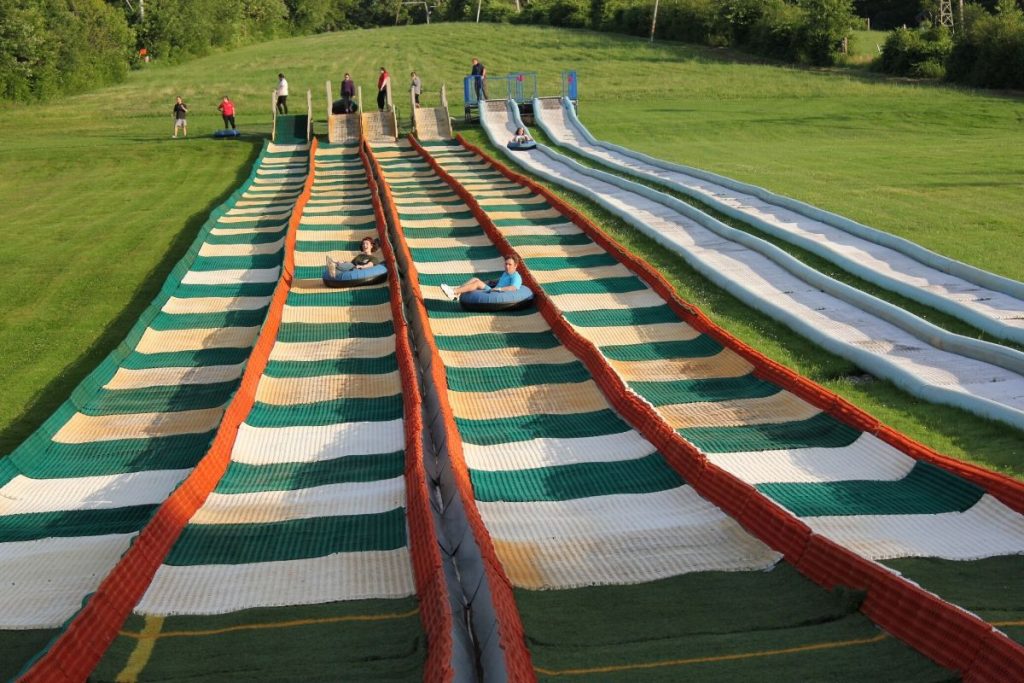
0, 23, 1021, 475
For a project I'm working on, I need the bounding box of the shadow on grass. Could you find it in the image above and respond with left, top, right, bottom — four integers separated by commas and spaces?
0, 138, 265, 457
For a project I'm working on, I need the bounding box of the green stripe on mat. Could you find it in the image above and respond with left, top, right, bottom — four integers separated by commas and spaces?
564, 306, 678, 327
397, 226, 482, 239
455, 409, 630, 445
165, 508, 407, 565
758, 461, 985, 517
679, 412, 861, 453
7, 431, 215, 478
206, 232, 285, 246
417, 271, 502, 287
409, 246, 495, 262
148, 309, 268, 331
120, 348, 253, 370
601, 337, 723, 361
79, 381, 236, 415
263, 356, 398, 378
433, 331, 560, 351
543, 277, 647, 295
284, 286, 389, 307
470, 453, 682, 502
215, 451, 405, 494
275, 321, 394, 342
630, 375, 781, 407
446, 362, 590, 391
398, 211, 474, 221
92, 599, 423, 683
493, 216, 573, 227
0, 505, 157, 542
245, 397, 402, 427
504, 233, 592, 247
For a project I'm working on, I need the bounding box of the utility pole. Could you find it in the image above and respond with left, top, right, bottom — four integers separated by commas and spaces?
939, 0, 954, 31
476, 0, 483, 23
650, 0, 659, 43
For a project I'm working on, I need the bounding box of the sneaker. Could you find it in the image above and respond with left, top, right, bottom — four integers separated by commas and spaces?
326, 256, 337, 279
440, 284, 456, 301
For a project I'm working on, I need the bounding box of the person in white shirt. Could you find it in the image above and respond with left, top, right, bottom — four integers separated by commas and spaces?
276, 73, 289, 114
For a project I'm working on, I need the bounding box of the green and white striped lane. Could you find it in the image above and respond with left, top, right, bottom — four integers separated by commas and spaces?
378, 139, 780, 584
0, 142, 306, 669
91, 144, 423, 682
376, 142, 959, 680
426, 142, 1024, 642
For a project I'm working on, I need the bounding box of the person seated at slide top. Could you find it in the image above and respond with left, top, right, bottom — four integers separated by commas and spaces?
441, 256, 522, 301
326, 236, 381, 278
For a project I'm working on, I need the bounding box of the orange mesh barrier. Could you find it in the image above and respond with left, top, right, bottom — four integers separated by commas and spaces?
360, 139, 454, 683
364, 142, 536, 681
429, 135, 1024, 680
20, 139, 319, 682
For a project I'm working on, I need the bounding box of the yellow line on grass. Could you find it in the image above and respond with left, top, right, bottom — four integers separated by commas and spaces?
117, 608, 419, 640
116, 615, 165, 682
534, 633, 890, 677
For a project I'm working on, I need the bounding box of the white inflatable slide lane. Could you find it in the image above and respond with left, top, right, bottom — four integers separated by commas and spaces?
534, 96, 1024, 346
478, 99, 1024, 431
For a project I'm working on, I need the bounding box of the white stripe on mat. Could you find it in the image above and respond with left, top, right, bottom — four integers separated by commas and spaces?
182, 268, 281, 285
192, 479, 405, 525
478, 486, 780, 589
0, 534, 137, 628
0, 470, 189, 515
707, 433, 915, 484
232, 420, 405, 464
464, 431, 656, 472
136, 548, 416, 616
806, 495, 1024, 561
104, 363, 247, 390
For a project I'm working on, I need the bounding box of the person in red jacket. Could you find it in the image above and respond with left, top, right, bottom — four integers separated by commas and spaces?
217, 96, 236, 130
377, 67, 390, 111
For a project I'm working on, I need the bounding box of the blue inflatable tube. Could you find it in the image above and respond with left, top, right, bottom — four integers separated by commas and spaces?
507, 140, 536, 152
460, 287, 535, 312
322, 264, 387, 288
213, 129, 241, 138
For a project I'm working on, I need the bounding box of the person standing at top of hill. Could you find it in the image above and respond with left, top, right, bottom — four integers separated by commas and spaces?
275, 73, 288, 114
341, 72, 356, 113
218, 96, 236, 130
470, 57, 487, 101
377, 67, 390, 111
172, 96, 188, 138
410, 71, 422, 107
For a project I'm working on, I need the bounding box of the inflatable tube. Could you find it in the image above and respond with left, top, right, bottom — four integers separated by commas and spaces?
506, 140, 536, 152
322, 263, 387, 288
460, 287, 534, 311
213, 129, 241, 138
332, 99, 359, 115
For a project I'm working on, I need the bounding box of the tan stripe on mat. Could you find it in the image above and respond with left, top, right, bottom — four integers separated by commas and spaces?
281, 301, 392, 324
658, 391, 819, 429
448, 381, 608, 420
438, 345, 577, 369
576, 321, 701, 346
135, 326, 260, 354
162, 296, 271, 314
256, 372, 401, 404
431, 312, 549, 336
515, 243, 606, 259
54, 407, 224, 443
269, 336, 396, 361
610, 351, 754, 382
104, 364, 246, 390
551, 290, 664, 312
198, 241, 283, 258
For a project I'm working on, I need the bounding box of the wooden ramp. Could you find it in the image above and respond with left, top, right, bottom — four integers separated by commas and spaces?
413, 106, 453, 141
362, 110, 398, 143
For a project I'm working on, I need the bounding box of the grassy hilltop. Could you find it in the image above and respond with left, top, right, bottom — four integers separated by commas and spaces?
0, 22, 1022, 474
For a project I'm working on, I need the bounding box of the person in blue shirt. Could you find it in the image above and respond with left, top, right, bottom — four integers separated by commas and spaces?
441, 255, 521, 301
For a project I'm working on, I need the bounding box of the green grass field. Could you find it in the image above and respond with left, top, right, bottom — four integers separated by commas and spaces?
0, 23, 1022, 476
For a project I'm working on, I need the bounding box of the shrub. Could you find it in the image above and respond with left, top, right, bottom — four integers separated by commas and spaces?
876, 24, 952, 77
946, 0, 1024, 90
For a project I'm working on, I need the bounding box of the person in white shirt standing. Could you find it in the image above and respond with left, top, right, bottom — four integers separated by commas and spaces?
275, 73, 289, 114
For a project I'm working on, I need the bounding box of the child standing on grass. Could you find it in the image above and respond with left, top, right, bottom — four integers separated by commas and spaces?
218, 96, 236, 130
172, 96, 188, 138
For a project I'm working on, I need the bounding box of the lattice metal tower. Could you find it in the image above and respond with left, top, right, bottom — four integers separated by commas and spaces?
939, 0, 954, 29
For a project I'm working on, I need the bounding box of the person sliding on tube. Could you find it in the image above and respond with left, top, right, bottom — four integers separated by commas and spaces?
441, 255, 521, 301
511, 127, 532, 144
326, 236, 380, 278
